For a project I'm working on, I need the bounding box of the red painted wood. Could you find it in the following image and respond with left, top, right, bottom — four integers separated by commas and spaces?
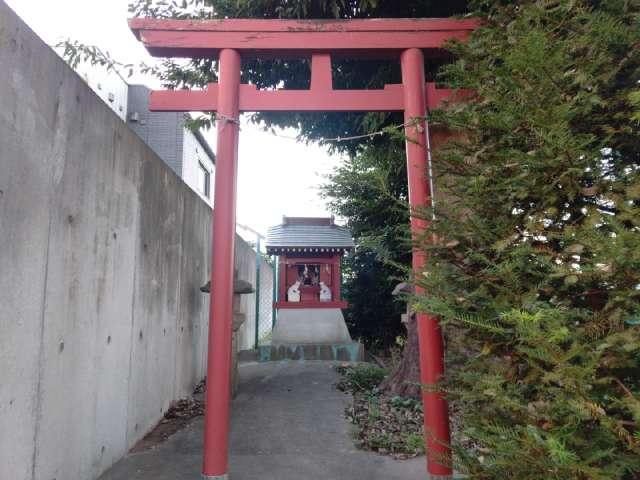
300, 285, 320, 302
129, 18, 478, 58
276, 255, 340, 264
275, 300, 348, 309
235, 85, 402, 112
311, 53, 333, 91
427, 82, 474, 109
202, 48, 241, 478
150, 87, 216, 112
148, 82, 470, 113
332, 258, 342, 302
278, 257, 287, 302
401, 48, 451, 476
135, 30, 473, 58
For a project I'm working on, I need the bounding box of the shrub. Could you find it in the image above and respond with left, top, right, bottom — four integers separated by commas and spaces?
417, 1, 640, 478
337, 363, 387, 393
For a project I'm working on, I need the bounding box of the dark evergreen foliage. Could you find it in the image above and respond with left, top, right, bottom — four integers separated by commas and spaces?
321, 137, 411, 347
419, 1, 640, 477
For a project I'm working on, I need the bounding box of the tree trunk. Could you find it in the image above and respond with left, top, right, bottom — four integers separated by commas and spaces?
379, 313, 421, 398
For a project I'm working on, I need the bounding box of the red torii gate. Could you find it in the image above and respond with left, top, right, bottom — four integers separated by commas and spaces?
129, 17, 477, 480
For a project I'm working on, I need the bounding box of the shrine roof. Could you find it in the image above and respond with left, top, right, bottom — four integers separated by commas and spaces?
265, 217, 354, 253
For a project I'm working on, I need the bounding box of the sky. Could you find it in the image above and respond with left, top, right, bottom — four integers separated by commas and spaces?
5, 0, 344, 239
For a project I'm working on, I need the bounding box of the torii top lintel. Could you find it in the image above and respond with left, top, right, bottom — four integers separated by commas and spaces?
128, 18, 478, 113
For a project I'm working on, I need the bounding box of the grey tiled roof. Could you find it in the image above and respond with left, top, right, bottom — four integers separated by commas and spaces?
266, 223, 354, 250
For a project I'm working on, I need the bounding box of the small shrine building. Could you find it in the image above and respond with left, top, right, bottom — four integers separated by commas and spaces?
266, 216, 357, 346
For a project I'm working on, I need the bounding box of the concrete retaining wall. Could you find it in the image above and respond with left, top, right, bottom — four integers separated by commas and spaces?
0, 3, 272, 480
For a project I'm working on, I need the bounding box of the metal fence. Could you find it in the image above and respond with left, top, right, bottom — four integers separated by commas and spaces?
256, 257, 274, 346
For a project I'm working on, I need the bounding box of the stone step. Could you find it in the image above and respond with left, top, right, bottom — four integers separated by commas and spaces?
248, 343, 364, 362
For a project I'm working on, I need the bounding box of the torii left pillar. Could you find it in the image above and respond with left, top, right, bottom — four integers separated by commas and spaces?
203, 48, 241, 480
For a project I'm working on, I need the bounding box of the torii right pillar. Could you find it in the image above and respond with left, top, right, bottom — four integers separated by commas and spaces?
401, 47, 452, 478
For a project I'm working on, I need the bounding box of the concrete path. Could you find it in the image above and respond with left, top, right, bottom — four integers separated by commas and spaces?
99, 361, 426, 480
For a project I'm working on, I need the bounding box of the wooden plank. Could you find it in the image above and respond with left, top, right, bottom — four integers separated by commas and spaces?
148, 82, 470, 113
238, 83, 405, 112
128, 18, 478, 58
149, 87, 216, 112
310, 53, 333, 91
129, 17, 479, 35
136, 30, 472, 58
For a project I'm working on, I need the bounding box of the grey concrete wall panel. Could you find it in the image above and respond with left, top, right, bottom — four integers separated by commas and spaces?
125, 155, 184, 450
0, 4, 272, 480
174, 191, 211, 397
0, 3, 58, 477
33, 90, 140, 480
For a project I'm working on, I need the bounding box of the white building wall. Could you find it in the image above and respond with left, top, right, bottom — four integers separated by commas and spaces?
181, 127, 215, 207
77, 68, 128, 121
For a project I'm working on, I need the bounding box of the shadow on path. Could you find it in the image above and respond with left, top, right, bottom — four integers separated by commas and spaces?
99, 361, 425, 480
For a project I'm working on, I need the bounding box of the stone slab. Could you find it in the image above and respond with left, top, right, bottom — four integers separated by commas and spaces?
98, 362, 426, 480
258, 343, 364, 362
272, 308, 352, 344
